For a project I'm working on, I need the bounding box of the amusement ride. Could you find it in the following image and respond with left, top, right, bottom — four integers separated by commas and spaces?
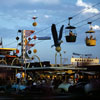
65, 17, 77, 42
85, 22, 96, 46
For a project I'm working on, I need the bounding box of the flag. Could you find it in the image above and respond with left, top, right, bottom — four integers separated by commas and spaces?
26, 44, 35, 51
37, 36, 51, 40
24, 30, 35, 37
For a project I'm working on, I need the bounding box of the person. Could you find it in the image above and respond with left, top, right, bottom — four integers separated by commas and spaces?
16, 72, 22, 84
74, 72, 79, 83
90, 35, 93, 40
69, 31, 74, 36
86, 36, 89, 40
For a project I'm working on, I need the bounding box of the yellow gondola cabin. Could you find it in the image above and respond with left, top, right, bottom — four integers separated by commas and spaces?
85, 22, 96, 46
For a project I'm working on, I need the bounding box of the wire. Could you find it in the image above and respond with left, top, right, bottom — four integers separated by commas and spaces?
4, 40, 17, 47
33, 13, 100, 45
77, 17, 100, 28
5, 15, 100, 47
72, 2, 100, 18
56, 2, 100, 25
54, 2, 100, 26
3, 2, 100, 47
34, 2, 100, 34
34, 16, 100, 45
73, 13, 100, 26
35, 26, 51, 34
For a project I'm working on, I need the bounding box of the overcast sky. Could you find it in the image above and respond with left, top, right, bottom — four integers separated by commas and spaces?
0, 0, 100, 64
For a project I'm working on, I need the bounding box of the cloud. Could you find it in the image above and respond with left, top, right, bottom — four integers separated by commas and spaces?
33, 10, 37, 13
29, 0, 60, 4
26, 10, 37, 14
44, 15, 51, 18
92, 25, 100, 30
76, 0, 99, 14
83, 8, 99, 14
0, 0, 60, 6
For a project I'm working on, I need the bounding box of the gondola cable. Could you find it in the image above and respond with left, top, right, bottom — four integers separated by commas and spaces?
73, 13, 100, 26
5, 16, 100, 47
3, 2, 100, 47
34, 2, 100, 35
77, 17, 100, 28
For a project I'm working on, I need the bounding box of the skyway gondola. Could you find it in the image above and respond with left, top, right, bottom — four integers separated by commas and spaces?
65, 17, 77, 42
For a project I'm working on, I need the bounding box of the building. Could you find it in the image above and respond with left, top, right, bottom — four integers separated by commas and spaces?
71, 57, 99, 66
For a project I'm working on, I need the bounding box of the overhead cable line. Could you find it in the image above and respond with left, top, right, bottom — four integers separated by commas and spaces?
35, 2, 100, 34
36, 16, 100, 45
5, 2, 100, 47
77, 17, 100, 28
72, 2, 100, 18
73, 13, 100, 26
4, 40, 17, 47
6, 12, 100, 46
53, 2, 100, 26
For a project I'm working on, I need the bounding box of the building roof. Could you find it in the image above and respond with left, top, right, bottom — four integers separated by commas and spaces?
0, 48, 17, 51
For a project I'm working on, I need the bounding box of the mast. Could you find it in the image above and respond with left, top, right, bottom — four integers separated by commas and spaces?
18, 30, 26, 64
21, 30, 26, 63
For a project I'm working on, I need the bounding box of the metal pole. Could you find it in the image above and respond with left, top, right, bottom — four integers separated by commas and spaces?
22, 30, 27, 84
22, 30, 26, 60
55, 52, 57, 67
60, 53, 62, 66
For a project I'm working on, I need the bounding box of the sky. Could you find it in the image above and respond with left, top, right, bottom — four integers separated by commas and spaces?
0, 0, 100, 64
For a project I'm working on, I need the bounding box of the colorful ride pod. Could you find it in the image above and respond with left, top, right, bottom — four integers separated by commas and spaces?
65, 17, 77, 42
28, 37, 31, 41
28, 50, 32, 54
85, 22, 96, 46
65, 35, 76, 42
33, 35, 37, 40
16, 36, 19, 40
32, 22, 37, 26
32, 16, 38, 20
33, 49, 37, 53
85, 38, 96, 46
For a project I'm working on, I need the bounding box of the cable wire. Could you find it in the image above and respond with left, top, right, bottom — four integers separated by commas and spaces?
74, 13, 100, 26
34, 2, 100, 34
72, 2, 100, 18
3, 2, 100, 47
4, 40, 17, 47
77, 17, 100, 28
